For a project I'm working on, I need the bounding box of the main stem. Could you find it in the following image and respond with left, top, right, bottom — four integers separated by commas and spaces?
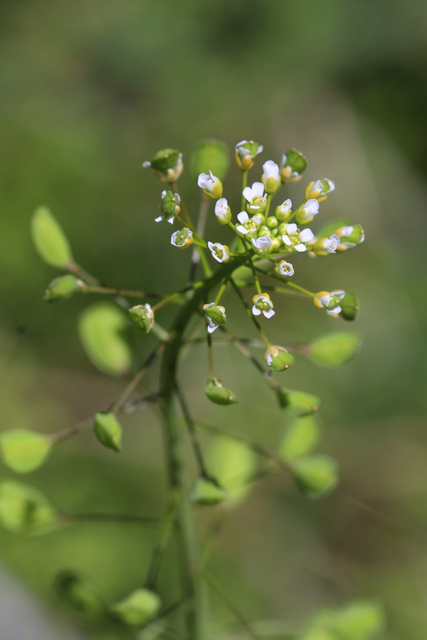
159, 258, 244, 640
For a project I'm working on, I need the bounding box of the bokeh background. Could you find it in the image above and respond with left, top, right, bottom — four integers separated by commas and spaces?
1, 1, 427, 638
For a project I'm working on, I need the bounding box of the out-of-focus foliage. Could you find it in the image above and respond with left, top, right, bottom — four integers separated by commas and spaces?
1, 0, 427, 638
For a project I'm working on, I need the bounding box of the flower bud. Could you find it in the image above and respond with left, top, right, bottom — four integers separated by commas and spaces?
129, 304, 155, 333
262, 160, 281, 194
275, 198, 293, 222
312, 234, 340, 256
280, 149, 307, 184
197, 171, 223, 199
171, 227, 193, 249
335, 224, 365, 251
190, 476, 228, 506
203, 303, 227, 333
93, 412, 122, 453
55, 571, 104, 615
266, 215, 278, 229
304, 179, 335, 203
214, 198, 232, 224
291, 455, 339, 499
295, 199, 320, 225
110, 589, 161, 626
338, 291, 359, 321
265, 346, 295, 371
155, 190, 180, 224
190, 139, 230, 181
204, 378, 238, 405
44, 275, 83, 302
142, 149, 183, 182
0, 429, 52, 473
274, 260, 295, 277
235, 140, 263, 170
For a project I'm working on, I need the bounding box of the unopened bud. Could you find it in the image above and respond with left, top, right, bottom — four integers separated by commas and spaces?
275, 199, 293, 222
312, 234, 340, 256
235, 140, 263, 170
262, 161, 281, 194
295, 199, 320, 225
214, 198, 232, 224
197, 171, 223, 199
335, 224, 365, 250
129, 304, 155, 333
305, 179, 335, 203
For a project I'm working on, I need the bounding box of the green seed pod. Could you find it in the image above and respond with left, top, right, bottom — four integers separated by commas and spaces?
204, 378, 238, 406
143, 149, 183, 182
339, 291, 359, 321
129, 304, 155, 333
208, 436, 256, 506
264, 346, 295, 372
31, 206, 73, 268
277, 388, 321, 416
79, 302, 133, 377
110, 588, 161, 626
190, 139, 230, 181
0, 481, 59, 534
44, 275, 83, 302
291, 455, 339, 499
279, 415, 321, 460
203, 304, 226, 326
308, 332, 361, 367
55, 571, 104, 615
280, 148, 307, 183
190, 476, 228, 506
93, 412, 122, 453
0, 429, 52, 473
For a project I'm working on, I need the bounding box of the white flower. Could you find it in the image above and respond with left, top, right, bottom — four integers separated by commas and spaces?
281, 223, 314, 252
171, 227, 193, 249
203, 302, 227, 333
235, 211, 262, 237
295, 198, 320, 224
243, 182, 267, 214
197, 170, 223, 198
305, 178, 335, 201
313, 290, 345, 315
214, 198, 231, 224
275, 198, 292, 222
251, 235, 272, 255
336, 225, 365, 250
275, 260, 295, 277
262, 160, 281, 193
235, 140, 263, 170
208, 241, 230, 263
155, 190, 181, 224
324, 234, 340, 253
252, 293, 275, 319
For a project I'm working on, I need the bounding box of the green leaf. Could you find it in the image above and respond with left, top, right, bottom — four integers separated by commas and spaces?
308, 332, 361, 368
300, 629, 336, 640
291, 455, 339, 499
208, 436, 255, 506
0, 481, 59, 534
190, 139, 230, 181
79, 302, 133, 377
93, 412, 122, 453
277, 388, 321, 416
315, 217, 351, 240
330, 600, 385, 640
31, 206, 73, 268
110, 589, 161, 626
0, 429, 52, 473
55, 571, 105, 616
279, 415, 321, 460
190, 476, 228, 506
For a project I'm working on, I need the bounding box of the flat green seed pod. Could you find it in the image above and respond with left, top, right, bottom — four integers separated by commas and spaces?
31, 206, 73, 268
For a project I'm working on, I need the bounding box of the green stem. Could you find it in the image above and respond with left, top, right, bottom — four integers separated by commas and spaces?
159, 257, 245, 640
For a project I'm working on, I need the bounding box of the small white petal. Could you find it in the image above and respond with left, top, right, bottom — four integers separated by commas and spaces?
252, 182, 265, 197
282, 235, 292, 246
242, 187, 254, 202
287, 223, 297, 234
300, 228, 314, 242
237, 211, 249, 224
263, 309, 276, 319
236, 225, 248, 235
142, 161, 151, 168
294, 244, 307, 252
252, 216, 261, 226
207, 323, 218, 333
252, 306, 261, 316
155, 216, 163, 222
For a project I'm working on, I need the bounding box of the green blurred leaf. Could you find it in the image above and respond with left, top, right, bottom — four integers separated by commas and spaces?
0, 481, 59, 534
110, 588, 161, 626
93, 412, 122, 453
277, 389, 321, 416
31, 206, 73, 268
0, 429, 52, 473
79, 302, 133, 377
190, 476, 228, 506
279, 415, 321, 460
330, 600, 385, 640
291, 455, 339, 499
208, 436, 256, 506
308, 332, 361, 367
190, 139, 230, 181
300, 629, 336, 640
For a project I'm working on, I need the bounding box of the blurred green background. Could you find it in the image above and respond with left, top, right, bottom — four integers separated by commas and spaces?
1, 0, 427, 638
